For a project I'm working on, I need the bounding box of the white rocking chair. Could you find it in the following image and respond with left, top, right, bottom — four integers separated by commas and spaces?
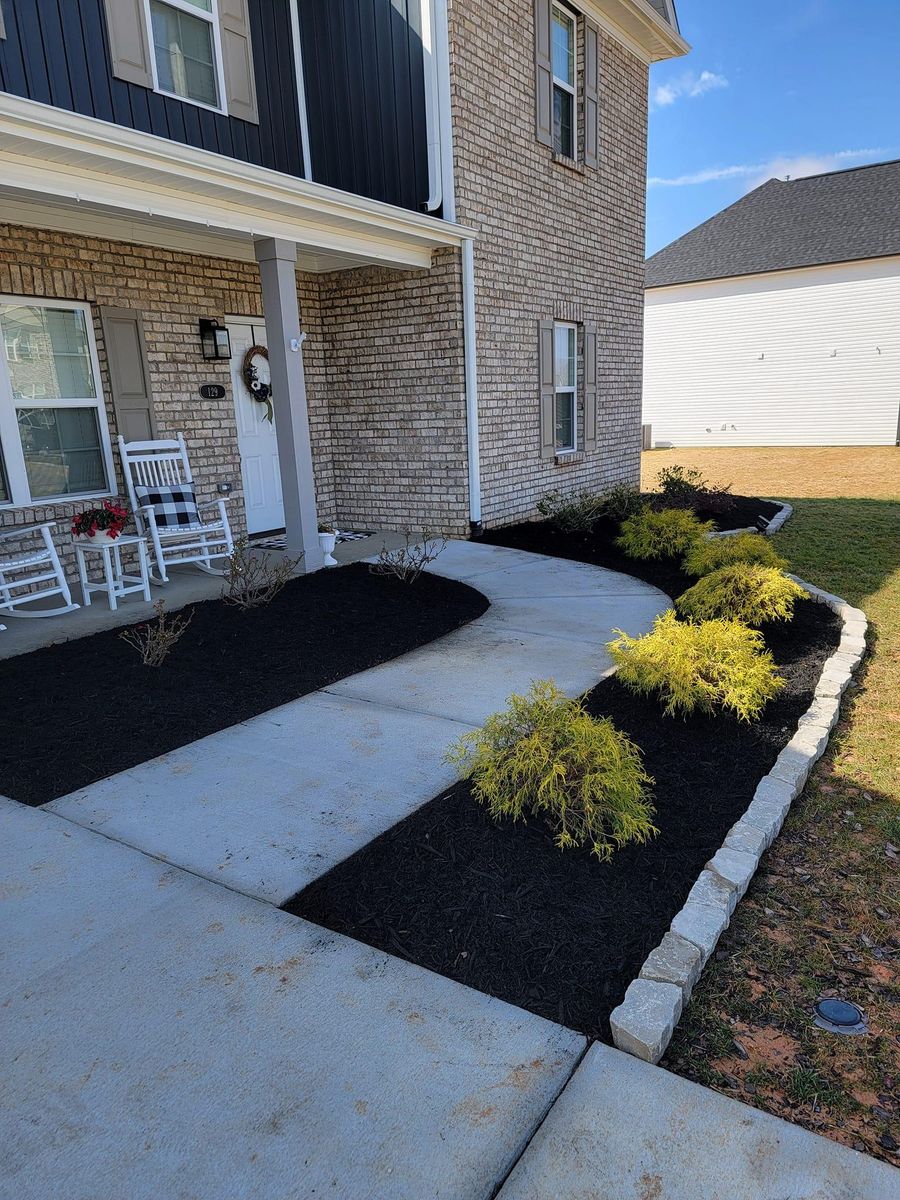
118, 434, 234, 584
0, 522, 80, 618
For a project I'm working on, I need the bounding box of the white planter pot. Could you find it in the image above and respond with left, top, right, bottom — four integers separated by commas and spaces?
80, 530, 120, 545
318, 532, 338, 568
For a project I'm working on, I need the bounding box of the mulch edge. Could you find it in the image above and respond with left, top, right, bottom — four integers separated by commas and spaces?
608, 500, 870, 1065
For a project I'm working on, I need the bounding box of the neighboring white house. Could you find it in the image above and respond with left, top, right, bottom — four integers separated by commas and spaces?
642, 159, 900, 447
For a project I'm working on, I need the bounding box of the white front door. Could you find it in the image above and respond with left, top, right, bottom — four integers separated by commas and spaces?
228, 319, 284, 535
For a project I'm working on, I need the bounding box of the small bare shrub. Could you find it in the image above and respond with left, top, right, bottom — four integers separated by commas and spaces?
602, 482, 644, 523
536, 489, 607, 532
370, 530, 446, 583
223, 538, 301, 610
119, 599, 193, 667
656, 464, 735, 515
446, 680, 656, 861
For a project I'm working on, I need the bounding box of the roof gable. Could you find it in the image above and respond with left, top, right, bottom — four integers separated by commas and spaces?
646, 159, 900, 288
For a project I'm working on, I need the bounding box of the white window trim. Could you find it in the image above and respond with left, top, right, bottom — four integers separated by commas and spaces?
551, 3, 578, 160
554, 320, 578, 453
142, 0, 228, 117
0, 297, 115, 508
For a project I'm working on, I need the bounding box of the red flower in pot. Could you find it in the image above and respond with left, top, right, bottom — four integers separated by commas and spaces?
72, 499, 130, 543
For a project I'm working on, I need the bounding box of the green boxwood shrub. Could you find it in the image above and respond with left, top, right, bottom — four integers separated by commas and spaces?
677, 564, 807, 626
445, 680, 656, 861
682, 532, 788, 577
617, 506, 714, 560
608, 610, 784, 721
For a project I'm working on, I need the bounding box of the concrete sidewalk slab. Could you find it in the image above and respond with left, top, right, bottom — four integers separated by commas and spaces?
49, 692, 470, 904
0, 801, 586, 1200
497, 1042, 899, 1200
48, 543, 669, 904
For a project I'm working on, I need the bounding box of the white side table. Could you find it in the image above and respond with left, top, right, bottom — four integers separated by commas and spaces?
73, 535, 152, 612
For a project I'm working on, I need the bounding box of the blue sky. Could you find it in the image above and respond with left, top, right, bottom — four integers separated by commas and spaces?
646, 0, 900, 255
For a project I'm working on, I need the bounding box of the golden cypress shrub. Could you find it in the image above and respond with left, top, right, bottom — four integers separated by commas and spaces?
608, 610, 784, 721
677, 564, 807, 626
445, 680, 656, 861
682, 532, 788, 577
617, 506, 714, 560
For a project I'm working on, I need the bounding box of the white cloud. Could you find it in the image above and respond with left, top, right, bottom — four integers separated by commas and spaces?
651, 70, 728, 110
648, 147, 891, 189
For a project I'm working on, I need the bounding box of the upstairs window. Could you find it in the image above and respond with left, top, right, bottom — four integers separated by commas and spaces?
147, 0, 223, 111
551, 5, 576, 159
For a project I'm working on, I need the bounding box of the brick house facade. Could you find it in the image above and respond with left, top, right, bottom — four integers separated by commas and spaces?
0, 0, 686, 583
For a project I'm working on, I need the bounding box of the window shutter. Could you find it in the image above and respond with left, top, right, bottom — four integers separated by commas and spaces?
100, 308, 158, 444
539, 319, 556, 459
584, 19, 600, 168
219, 0, 260, 125
103, 0, 153, 88
583, 323, 598, 452
534, 0, 553, 147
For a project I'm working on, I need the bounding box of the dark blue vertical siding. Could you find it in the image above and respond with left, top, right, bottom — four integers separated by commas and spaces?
297, 0, 430, 211
0, 0, 431, 213
0, 0, 304, 178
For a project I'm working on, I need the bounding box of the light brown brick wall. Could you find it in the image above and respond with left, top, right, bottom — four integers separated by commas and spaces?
318, 248, 469, 536
448, 1, 649, 526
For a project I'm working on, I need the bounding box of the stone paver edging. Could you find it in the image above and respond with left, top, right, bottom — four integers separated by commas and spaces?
610, 501, 868, 1063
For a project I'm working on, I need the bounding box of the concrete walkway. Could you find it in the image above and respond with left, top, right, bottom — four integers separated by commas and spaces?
47, 540, 669, 904
4, 542, 892, 1198
497, 1043, 899, 1200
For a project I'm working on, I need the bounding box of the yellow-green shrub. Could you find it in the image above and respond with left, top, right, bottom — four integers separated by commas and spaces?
617, 507, 714, 560
682, 532, 788, 577
677, 564, 807, 626
608, 610, 784, 721
445, 680, 656, 861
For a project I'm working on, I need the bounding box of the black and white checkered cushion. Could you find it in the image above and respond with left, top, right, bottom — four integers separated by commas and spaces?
135, 482, 200, 528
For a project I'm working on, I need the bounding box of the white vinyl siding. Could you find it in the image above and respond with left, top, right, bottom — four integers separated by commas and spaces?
643, 257, 900, 447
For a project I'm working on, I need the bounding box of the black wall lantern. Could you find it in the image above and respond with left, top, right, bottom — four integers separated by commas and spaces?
199, 318, 232, 360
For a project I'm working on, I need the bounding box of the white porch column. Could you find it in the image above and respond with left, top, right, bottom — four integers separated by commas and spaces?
254, 236, 324, 572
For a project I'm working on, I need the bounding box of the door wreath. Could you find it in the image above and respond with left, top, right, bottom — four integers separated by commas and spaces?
242, 344, 274, 423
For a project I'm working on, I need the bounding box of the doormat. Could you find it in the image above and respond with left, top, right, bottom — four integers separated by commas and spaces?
250, 530, 374, 551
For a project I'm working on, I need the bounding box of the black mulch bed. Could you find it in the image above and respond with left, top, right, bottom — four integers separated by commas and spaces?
1, 565, 489, 806
289, 599, 841, 1042
477, 493, 783, 600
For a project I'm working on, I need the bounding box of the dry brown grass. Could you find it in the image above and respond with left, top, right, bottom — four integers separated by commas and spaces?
642, 446, 900, 501
648, 447, 900, 1166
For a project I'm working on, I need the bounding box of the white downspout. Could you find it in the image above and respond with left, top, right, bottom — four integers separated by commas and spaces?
421, 0, 442, 212
462, 237, 482, 529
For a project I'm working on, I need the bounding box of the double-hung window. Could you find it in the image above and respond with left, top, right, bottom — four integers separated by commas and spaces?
0, 300, 113, 507
554, 322, 578, 452
145, 0, 225, 112
551, 4, 577, 159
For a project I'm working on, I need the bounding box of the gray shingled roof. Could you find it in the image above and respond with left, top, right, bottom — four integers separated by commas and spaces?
646, 159, 900, 288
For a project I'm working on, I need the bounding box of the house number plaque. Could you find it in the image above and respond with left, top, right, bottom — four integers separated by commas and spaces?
199, 384, 226, 400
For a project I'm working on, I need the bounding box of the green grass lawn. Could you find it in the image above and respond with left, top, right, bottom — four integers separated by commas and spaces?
642, 450, 900, 1165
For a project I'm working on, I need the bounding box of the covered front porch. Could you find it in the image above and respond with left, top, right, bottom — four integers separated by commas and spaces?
0, 94, 477, 604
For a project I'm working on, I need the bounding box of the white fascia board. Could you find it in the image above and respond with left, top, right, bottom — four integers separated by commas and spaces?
578, 0, 690, 63
0, 94, 476, 260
